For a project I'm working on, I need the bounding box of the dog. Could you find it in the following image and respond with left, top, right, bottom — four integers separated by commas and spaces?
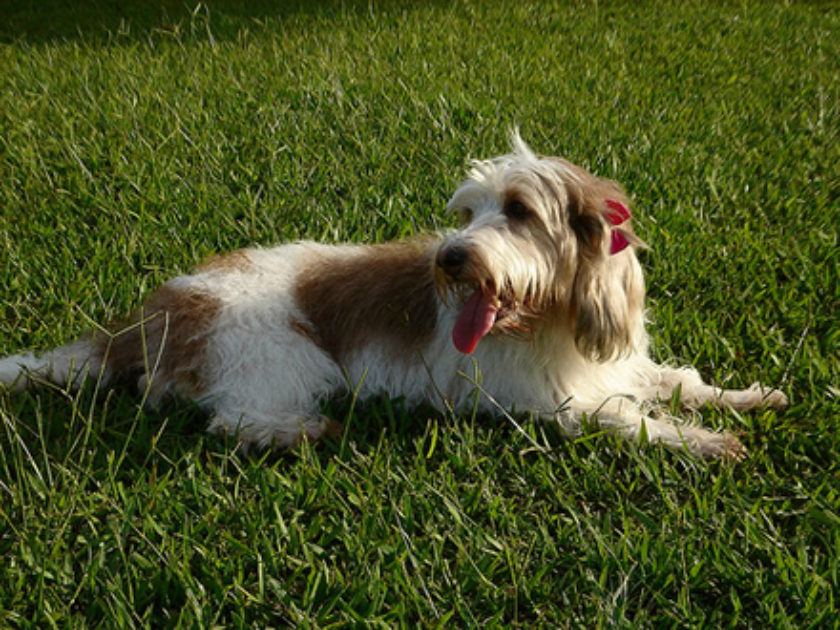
0, 133, 787, 458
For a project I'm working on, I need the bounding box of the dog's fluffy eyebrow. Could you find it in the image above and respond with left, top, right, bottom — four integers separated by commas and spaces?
446, 180, 495, 214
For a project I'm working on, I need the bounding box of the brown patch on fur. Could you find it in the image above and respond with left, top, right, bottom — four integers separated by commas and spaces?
198, 249, 253, 273
295, 238, 439, 363
95, 285, 221, 400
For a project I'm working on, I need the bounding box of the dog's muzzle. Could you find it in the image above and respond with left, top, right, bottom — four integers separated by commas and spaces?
434, 242, 503, 354
435, 244, 468, 278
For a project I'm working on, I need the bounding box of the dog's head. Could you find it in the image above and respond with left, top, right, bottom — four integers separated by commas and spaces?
436, 132, 646, 360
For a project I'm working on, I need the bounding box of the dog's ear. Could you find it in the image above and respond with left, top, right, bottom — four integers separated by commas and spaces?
568, 187, 645, 360
571, 258, 643, 360
568, 185, 645, 260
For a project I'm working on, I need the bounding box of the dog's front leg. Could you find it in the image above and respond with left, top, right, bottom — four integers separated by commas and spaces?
651, 366, 788, 411
552, 393, 747, 459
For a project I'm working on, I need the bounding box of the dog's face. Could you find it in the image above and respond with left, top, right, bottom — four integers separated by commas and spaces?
436, 134, 645, 359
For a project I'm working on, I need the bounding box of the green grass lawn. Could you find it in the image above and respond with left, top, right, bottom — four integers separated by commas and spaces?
1, 0, 838, 626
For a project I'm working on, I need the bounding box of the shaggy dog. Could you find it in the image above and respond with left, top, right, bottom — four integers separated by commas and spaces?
0, 134, 787, 458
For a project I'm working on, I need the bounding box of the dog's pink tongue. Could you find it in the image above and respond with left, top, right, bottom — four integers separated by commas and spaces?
452, 290, 498, 354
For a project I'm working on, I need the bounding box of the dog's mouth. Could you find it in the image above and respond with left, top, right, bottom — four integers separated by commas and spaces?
452, 285, 523, 354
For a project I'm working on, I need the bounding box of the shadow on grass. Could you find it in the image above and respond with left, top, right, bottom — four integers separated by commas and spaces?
1, 0, 444, 45
1, 385, 205, 474
0, 382, 429, 467
1, 378, 580, 481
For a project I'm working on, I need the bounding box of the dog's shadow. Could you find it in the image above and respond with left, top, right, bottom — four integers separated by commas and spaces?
1, 383, 206, 474
1, 380, 598, 478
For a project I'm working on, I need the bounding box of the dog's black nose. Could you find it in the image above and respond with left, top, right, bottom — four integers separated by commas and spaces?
437, 245, 468, 275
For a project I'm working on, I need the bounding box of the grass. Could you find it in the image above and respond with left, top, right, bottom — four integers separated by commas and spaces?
1, 0, 838, 626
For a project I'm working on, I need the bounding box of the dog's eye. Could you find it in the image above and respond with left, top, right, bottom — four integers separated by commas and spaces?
504, 199, 530, 221
459, 207, 474, 225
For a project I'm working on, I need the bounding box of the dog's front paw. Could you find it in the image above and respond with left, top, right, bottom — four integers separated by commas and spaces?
749, 382, 789, 409
700, 431, 747, 461
722, 432, 748, 461
684, 426, 747, 461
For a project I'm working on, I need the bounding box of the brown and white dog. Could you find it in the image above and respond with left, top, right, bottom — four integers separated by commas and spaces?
0, 133, 787, 458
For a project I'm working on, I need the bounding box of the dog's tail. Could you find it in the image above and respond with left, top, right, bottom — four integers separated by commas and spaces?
0, 338, 106, 393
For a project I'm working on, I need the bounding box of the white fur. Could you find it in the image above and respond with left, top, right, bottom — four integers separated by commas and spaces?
0, 135, 787, 458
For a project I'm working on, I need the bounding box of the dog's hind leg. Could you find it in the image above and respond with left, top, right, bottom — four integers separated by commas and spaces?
0, 338, 105, 392
207, 408, 344, 451
197, 315, 349, 450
